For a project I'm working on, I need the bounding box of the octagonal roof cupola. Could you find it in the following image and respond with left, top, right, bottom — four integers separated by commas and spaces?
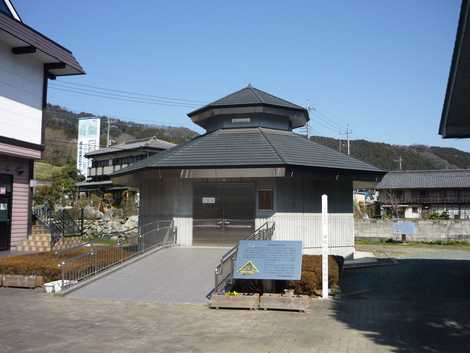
188, 85, 309, 132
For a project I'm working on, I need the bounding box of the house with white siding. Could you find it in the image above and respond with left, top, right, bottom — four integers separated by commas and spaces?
112, 86, 384, 258
0, 0, 84, 250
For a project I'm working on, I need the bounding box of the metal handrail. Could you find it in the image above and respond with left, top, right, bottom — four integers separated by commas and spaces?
58, 219, 177, 290
33, 205, 83, 248
206, 221, 275, 299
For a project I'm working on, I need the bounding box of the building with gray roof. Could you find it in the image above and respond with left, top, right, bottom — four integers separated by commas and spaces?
440, 0, 470, 138
377, 170, 470, 219
112, 86, 384, 258
77, 136, 175, 196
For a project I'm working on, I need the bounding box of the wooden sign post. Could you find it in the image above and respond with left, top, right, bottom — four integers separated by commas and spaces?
321, 194, 329, 299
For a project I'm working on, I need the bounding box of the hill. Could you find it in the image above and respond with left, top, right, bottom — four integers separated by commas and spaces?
43, 104, 198, 165
42, 104, 470, 171
311, 136, 470, 171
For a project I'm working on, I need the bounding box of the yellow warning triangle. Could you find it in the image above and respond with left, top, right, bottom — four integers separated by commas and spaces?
238, 260, 259, 275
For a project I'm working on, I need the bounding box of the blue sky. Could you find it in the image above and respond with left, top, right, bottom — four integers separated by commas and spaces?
14, 0, 467, 150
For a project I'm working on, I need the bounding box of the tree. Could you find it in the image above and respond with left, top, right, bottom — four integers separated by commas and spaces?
34, 162, 84, 208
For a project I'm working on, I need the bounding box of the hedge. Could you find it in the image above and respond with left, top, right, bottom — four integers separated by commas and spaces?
0, 246, 136, 283
287, 255, 344, 296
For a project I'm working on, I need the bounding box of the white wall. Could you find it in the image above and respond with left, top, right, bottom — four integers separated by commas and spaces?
138, 175, 355, 257
0, 43, 43, 145
404, 207, 421, 219
256, 214, 355, 258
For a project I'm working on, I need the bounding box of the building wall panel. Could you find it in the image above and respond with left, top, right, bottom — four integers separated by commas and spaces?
138, 175, 354, 256
0, 43, 43, 146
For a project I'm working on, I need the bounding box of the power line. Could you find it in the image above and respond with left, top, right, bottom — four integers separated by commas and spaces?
49, 86, 200, 108
46, 110, 184, 129
49, 82, 207, 105
52, 80, 208, 104
50, 82, 201, 107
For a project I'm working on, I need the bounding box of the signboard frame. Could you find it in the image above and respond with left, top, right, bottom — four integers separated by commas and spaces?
233, 240, 302, 281
77, 117, 101, 178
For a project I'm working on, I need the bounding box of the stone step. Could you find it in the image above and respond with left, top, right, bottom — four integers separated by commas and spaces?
16, 245, 51, 252
20, 240, 50, 247
30, 234, 51, 241
32, 228, 50, 234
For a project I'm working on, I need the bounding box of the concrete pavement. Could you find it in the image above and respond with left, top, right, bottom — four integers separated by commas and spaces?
68, 247, 227, 304
0, 246, 469, 352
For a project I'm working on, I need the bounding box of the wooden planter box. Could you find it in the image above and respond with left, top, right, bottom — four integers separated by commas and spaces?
259, 293, 312, 312
1, 275, 44, 288
210, 293, 260, 310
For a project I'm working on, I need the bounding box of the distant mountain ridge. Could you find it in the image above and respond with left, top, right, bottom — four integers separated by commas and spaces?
43, 104, 470, 171
43, 104, 198, 165
311, 136, 470, 171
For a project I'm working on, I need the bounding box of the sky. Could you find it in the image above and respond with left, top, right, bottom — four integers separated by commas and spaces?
13, 0, 468, 150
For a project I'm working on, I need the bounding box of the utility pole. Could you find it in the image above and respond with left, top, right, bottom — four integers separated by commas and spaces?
345, 124, 352, 155
305, 104, 312, 138
394, 155, 403, 170
339, 124, 352, 155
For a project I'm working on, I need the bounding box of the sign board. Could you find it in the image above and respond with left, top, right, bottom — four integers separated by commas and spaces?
202, 197, 216, 204
392, 221, 416, 235
232, 117, 251, 123
77, 117, 101, 178
233, 240, 302, 280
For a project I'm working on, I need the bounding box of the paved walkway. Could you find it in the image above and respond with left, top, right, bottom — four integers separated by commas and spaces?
68, 247, 227, 304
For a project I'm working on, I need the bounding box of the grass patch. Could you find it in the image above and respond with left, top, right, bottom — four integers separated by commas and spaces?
89, 239, 118, 246
34, 161, 63, 181
356, 238, 470, 250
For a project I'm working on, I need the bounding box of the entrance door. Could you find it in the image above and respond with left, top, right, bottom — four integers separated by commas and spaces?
193, 183, 255, 246
0, 175, 13, 250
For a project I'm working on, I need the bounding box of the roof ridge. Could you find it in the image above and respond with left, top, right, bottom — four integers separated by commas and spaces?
388, 169, 470, 173
247, 86, 264, 104
258, 128, 287, 164
250, 86, 306, 110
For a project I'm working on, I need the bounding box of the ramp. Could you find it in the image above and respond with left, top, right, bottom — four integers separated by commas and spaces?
68, 247, 227, 304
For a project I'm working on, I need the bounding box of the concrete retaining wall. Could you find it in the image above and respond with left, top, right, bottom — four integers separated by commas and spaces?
355, 219, 470, 242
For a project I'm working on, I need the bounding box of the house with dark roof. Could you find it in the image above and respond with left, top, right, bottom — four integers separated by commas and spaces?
76, 136, 175, 195
0, 1, 84, 251
377, 170, 470, 219
112, 86, 384, 258
439, 0, 470, 138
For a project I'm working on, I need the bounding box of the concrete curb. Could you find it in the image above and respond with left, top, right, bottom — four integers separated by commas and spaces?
55, 244, 175, 297
344, 258, 399, 270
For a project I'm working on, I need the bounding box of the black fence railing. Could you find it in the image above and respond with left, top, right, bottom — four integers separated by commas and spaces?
206, 221, 275, 299
32, 205, 83, 248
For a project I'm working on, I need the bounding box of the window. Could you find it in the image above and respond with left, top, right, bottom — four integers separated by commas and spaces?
91, 159, 109, 168
258, 190, 273, 210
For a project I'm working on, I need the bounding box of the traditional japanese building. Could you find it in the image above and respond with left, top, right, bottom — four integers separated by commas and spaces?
112, 86, 384, 258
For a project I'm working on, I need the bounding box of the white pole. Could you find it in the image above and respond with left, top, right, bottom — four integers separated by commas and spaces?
321, 194, 329, 299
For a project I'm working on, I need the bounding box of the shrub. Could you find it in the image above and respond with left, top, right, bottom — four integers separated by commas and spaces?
0, 252, 68, 282
287, 255, 343, 296
0, 246, 135, 283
